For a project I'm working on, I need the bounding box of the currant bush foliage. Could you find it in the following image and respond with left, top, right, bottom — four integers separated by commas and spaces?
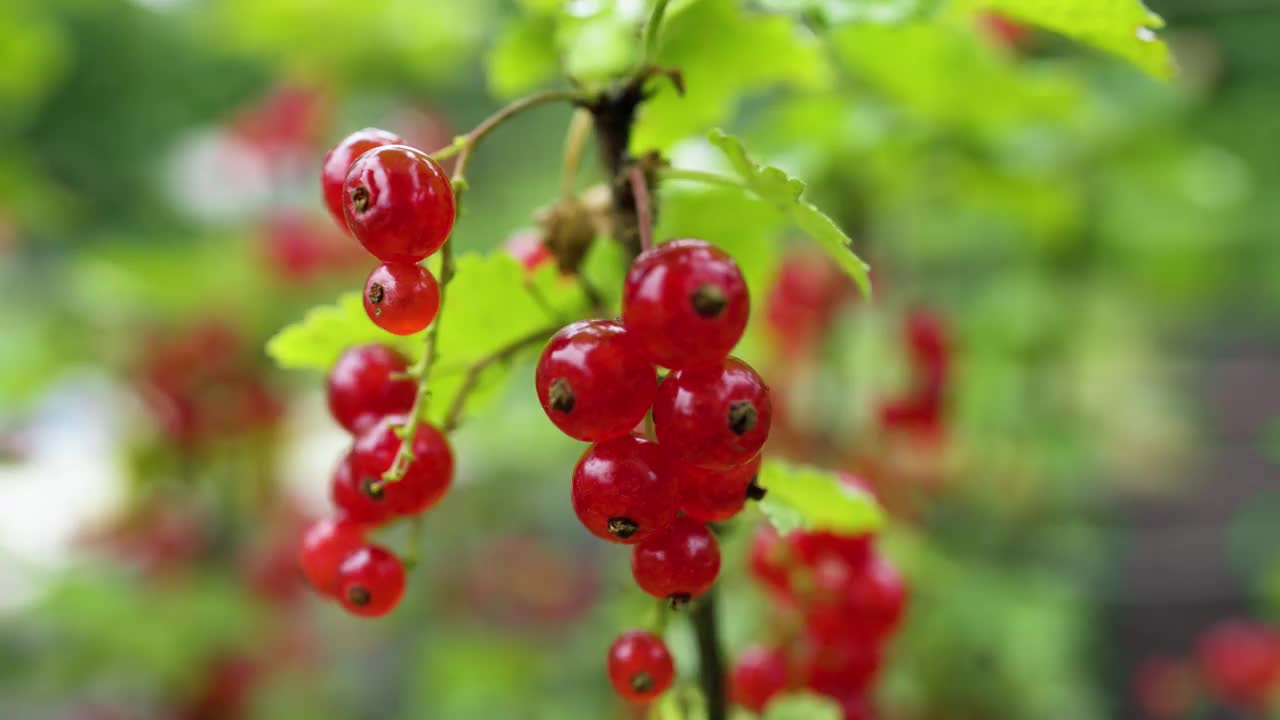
757, 460, 884, 535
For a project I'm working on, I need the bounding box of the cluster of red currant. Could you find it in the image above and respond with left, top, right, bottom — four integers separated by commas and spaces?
1135, 619, 1280, 719
730, 516, 906, 717
321, 128, 455, 335
297, 127, 460, 617
533, 239, 773, 702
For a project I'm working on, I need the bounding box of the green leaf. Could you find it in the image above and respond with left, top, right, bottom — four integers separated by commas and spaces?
707, 129, 871, 295
562, 12, 639, 83
632, 0, 832, 150
763, 692, 843, 720
759, 0, 939, 24
265, 292, 420, 372
962, 0, 1171, 78
757, 459, 885, 535
487, 15, 560, 98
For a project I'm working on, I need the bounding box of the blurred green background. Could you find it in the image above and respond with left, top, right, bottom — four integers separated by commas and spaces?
0, 1, 1278, 719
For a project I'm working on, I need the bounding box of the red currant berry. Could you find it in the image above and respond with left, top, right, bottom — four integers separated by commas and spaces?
677, 453, 762, 523
336, 545, 406, 617
571, 436, 677, 544
653, 357, 772, 469
1196, 620, 1280, 709
799, 633, 881, 698
730, 646, 790, 712
607, 630, 675, 703
343, 144, 454, 263
790, 530, 873, 573
748, 525, 794, 599
298, 517, 367, 597
622, 239, 749, 368
806, 554, 907, 643
364, 262, 440, 336
350, 414, 453, 516
631, 516, 720, 606
838, 695, 877, 720
322, 128, 404, 231
326, 344, 416, 433
536, 320, 657, 442
330, 452, 395, 526
505, 229, 552, 273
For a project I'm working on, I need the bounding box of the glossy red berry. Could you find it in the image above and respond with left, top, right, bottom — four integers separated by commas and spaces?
350, 414, 453, 516
730, 646, 790, 712
653, 357, 772, 469
326, 344, 416, 433
806, 554, 907, 644
364, 262, 440, 336
631, 516, 721, 606
607, 630, 675, 703
677, 453, 762, 522
322, 128, 404, 231
799, 633, 882, 698
748, 525, 794, 599
536, 320, 657, 442
298, 517, 367, 597
343, 144, 454, 263
623, 239, 749, 368
571, 436, 677, 544
336, 545, 406, 617
331, 452, 396, 526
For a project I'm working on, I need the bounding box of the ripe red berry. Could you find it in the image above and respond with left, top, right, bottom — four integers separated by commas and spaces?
653, 357, 772, 469
1196, 620, 1280, 709
336, 545, 406, 617
342, 144, 454, 263
331, 452, 396, 526
730, 646, 790, 712
536, 320, 657, 442
677, 453, 762, 522
622, 239, 749, 368
631, 516, 721, 606
322, 128, 404, 231
350, 414, 453, 516
505, 229, 552, 273
571, 436, 677, 544
607, 630, 675, 703
364, 262, 441, 336
326, 344, 416, 433
748, 525, 794, 599
298, 517, 367, 597
799, 633, 882, 698
806, 554, 907, 644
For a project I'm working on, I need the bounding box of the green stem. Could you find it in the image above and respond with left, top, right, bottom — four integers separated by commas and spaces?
441, 325, 559, 433
629, 165, 655, 253
658, 167, 744, 190
434, 88, 582, 180
561, 108, 594, 199
642, 0, 673, 64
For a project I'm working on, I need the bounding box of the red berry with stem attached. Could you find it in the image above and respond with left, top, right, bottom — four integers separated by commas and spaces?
653, 357, 772, 469
322, 128, 404, 231
326, 344, 416, 433
631, 516, 720, 606
298, 517, 367, 597
571, 436, 677, 544
677, 453, 762, 522
350, 414, 453, 516
364, 262, 440, 336
331, 452, 396, 526
607, 630, 675, 703
730, 646, 790, 712
336, 545, 405, 617
342, 144, 454, 263
623, 239, 749, 368
536, 320, 657, 442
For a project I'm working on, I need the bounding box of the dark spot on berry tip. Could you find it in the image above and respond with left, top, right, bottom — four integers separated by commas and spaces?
347, 585, 371, 606
367, 282, 385, 306
548, 377, 575, 413
745, 476, 767, 501
607, 517, 638, 539
350, 186, 370, 213
728, 401, 757, 435
689, 283, 728, 318
667, 593, 692, 611
360, 476, 385, 501
630, 671, 654, 693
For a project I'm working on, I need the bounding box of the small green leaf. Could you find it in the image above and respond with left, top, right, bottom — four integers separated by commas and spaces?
562, 13, 638, 83
757, 459, 884, 535
962, 0, 1171, 79
707, 129, 871, 295
265, 292, 420, 372
759, 0, 939, 24
763, 692, 843, 720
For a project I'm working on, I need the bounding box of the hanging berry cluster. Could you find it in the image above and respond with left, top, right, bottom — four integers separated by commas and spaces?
729, 518, 906, 715
297, 128, 460, 617
534, 237, 773, 703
